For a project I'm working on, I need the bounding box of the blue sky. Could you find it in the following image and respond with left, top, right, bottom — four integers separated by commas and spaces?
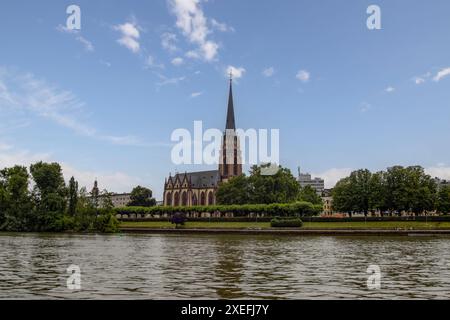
1, 0, 450, 199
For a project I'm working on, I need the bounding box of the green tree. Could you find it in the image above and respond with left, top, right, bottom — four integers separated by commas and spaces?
30, 162, 67, 231
247, 164, 300, 204
369, 171, 387, 216
127, 186, 156, 207
332, 177, 353, 216
216, 164, 300, 205
404, 166, 436, 215
349, 169, 372, 216
437, 185, 450, 214
298, 185, 323, 205
216, 175, 250, 205
0, 166, 34, 231
68, 176, 78, 216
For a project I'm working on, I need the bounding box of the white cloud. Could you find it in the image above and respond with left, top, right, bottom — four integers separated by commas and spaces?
433, 67, 450, 82
385, 86, 395, 93
100, 60, 112, 68
61, 163, 141, 193
171, 57, 184, 66
425, 166, 450, 180
296, 70, 310, 82
0, 67, 142, 146
75, 36, 94, 52
226, 65, 246, 79
56, 24, 94, 52
161, 32, 179, 53
414, 77, 425, 85
168, 0, 219, 61
0, 142, 13, 151
155, 73, 186, 88
0, 143, 141, 193
360, 102, 372, 113
190, 91, 203, 98
312, 168, 353, 189
114, 22, 140, 53
145, 55, 165, 69
210, 18, 234, 32
262, 67, 275, 78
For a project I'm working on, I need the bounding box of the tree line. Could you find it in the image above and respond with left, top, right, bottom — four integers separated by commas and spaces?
332, 166, 450, 216
0, 162, 119, 232
216, 164, 323, 206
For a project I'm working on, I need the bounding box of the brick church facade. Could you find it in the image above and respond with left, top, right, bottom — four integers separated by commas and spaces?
163, 77, 242, 207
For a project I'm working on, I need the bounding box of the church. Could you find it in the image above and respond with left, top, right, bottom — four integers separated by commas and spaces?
163, 77, 242, 206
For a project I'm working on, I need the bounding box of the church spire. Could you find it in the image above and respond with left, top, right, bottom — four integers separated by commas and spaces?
225, 72, 236, 130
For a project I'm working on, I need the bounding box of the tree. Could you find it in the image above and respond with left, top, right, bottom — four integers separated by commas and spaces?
30, 162, 67, 231
0, 166, 34, 231
247, 164, 300, 204
332, 177, 353, 216
127, 186, 156, 207
216, 164, 300, 205
369, 171, 387, 216
99, 189, 114, 211
68, 176, 78, 216
437, 185, 450, 214
298, 186, 323, 205
349, 169, 372, 216
404, 166, 436, 215
216, 175, 250, 205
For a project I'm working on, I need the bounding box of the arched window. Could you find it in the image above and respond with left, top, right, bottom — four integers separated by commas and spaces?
208, 191, 214, 205
174, 192, 180, 207
181, 191, 188, 206
166, 192, 172, 206
200, 192, 206, 206
192, 194, 198, 206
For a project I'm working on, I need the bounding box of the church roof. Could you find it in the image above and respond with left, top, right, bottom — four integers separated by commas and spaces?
172, 170, 220, 188
225, 77, 236, 130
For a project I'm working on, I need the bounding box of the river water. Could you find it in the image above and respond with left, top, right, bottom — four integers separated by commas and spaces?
0, 233, 450, 299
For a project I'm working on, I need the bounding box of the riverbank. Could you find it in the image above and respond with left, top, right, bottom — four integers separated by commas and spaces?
119, 221, 450, 236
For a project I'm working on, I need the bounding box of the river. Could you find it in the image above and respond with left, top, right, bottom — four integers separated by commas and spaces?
1, 233, 450, 299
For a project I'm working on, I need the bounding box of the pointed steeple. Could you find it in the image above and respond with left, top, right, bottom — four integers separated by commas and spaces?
225, 72, 236, 130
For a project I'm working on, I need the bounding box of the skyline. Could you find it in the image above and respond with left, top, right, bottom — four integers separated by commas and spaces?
1, 0, 450, 199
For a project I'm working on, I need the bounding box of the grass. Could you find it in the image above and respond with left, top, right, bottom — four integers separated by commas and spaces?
119, 221, 450, 230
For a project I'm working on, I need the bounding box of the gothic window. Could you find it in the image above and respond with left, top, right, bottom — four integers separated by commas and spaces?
192, 194, 198, 206
166, 192, 172, 206
208, 191, 214, 205
181, 191, 188, 206
200, 192, 206, 206
174, 192, 180, 207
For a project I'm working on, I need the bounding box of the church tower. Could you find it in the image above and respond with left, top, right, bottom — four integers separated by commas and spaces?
219, 74, 242, 182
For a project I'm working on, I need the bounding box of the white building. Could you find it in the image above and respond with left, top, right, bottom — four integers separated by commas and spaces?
297, 167, 325, 196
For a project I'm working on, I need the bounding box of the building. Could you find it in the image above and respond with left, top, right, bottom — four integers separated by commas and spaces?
89, 180, 132, 208
297, 167, 325, 196
109, 193, 132, 208
435, 178, 450, 190
163, 77, 242, 207
322, 196, 333, 215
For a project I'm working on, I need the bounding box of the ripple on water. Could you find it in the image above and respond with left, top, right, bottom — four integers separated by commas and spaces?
1, 233, 450, 299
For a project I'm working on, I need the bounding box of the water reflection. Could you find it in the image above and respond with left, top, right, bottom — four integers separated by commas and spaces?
0, 233, 450, 299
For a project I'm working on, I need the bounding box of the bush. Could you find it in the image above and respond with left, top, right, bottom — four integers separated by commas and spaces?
94, 211, 120, 233
270, 217, 303, 228
115, 201, 321, 218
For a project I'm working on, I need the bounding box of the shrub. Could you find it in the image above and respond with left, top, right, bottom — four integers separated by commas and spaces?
115, 201, 321, 218
171, 212, 187, 228
270, 217, 303, 228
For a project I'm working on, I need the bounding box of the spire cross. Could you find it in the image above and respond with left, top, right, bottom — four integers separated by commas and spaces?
229, 70, 233, 83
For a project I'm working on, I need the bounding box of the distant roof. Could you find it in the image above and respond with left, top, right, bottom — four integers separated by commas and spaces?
171, 170, 220, 188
